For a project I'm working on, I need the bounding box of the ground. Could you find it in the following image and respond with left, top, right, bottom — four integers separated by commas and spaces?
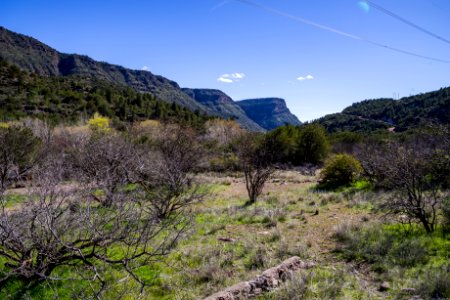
2, 170, 448, 299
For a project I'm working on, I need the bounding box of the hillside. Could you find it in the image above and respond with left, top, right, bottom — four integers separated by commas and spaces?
236, 98, 302, 131
0, 59, 208, 125
315, 87, 450, 133
0, 26, 208, 113
0, 26, 304, 131
182, 88, 264, 131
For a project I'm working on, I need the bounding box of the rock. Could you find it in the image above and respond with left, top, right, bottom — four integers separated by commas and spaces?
204, 257, 315, 300
379, 281, 390, 291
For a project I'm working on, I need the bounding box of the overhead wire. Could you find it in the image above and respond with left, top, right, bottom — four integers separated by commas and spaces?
233, 0, 450, 64
365, 0, 450, 45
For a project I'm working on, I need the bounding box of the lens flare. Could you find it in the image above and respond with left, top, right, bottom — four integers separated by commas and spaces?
357, 1, 370, 13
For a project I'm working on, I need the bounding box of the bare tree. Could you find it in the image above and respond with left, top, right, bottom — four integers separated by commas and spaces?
0, 157, 189, 298
0, 125, 42, 193
69, 133, 136, 207
236, 133, 276, 205
136, 124, 204, 219
356, 137, 449, 233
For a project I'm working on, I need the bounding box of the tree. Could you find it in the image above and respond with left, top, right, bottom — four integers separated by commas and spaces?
0, 159, 189, 297
136, 124, 204, 219
356, 137, 448, 233
266, 125, 299, 164
0, 125, 42, 193
69, 132, 136, 207
237, 133, 276, 205
297, 124, 329, 164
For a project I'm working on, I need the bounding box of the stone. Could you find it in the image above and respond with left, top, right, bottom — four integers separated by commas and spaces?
204, 257, 315, 300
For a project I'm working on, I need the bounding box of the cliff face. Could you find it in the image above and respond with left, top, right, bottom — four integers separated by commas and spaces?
182, 88, 264, 131
236, 98, 302, 131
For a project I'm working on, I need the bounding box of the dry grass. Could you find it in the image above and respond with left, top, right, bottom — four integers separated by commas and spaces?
3, 170, 384, 299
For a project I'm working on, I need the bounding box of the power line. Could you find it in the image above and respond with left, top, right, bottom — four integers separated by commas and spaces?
233, 0, 450, 64
366, 0, 450, 45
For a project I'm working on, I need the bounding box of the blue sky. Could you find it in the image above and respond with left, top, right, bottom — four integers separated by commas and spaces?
1, 0, 449, 121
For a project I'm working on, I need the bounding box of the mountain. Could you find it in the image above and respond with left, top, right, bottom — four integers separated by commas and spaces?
182, 88, 264, 131
236, 98, 302, 131
315, 87, 450, 133
0, 26, 208, 113
0, 59, 208, 126
0, 26, 303, 131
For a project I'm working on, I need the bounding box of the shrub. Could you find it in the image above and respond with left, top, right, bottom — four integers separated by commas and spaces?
88, 113, 111, 132
318, 154, 363, 189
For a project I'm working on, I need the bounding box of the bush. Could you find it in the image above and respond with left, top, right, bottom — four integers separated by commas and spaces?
318, 154, 363, 189
88, 113, 111, 132
297, 124, 330, 164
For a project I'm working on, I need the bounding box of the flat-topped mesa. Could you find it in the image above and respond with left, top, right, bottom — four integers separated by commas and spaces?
236, 98, 302, 131
204, 256, 315, 300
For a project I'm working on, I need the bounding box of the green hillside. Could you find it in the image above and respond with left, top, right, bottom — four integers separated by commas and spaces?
315, 87, 450, 132
0, 59, 208, 126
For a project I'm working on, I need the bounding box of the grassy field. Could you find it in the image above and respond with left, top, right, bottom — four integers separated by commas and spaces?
2, 170, 449, 299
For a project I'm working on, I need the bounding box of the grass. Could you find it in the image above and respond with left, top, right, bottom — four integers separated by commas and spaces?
333, 223, 450, 299
1, 171, 448, 299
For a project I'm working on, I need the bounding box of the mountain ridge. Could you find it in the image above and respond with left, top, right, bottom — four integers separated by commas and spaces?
0, 26, 209, 113
315, 87, 450, 132
182, 88, 264, 131
0, 26, 303, 130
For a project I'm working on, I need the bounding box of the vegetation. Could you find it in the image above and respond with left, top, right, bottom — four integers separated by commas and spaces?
0, 59, 209, 126
315, 87, 450, 133
334, 224, 450, 299
318, 154, 363, 189
0, 119, 448, 299
267, 123, 330, 165
236, 133, 276, 204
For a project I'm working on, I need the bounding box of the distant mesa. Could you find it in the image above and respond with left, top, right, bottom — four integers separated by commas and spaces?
236, 98, 302, 131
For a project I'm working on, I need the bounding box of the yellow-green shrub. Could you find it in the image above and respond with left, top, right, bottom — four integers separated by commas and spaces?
88, 113, 110, 132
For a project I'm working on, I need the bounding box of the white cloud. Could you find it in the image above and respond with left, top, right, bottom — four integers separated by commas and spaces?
217, 72, 246, 83
231, 72, 245, 79
297, 74, 314, 81
217, 76, 233, 83
142, 66, 149, 71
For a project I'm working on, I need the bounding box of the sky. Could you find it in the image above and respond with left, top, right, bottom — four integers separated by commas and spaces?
1, 0, 449, 121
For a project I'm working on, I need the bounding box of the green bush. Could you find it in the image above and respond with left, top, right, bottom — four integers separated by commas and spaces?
318, 154, 363, 189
